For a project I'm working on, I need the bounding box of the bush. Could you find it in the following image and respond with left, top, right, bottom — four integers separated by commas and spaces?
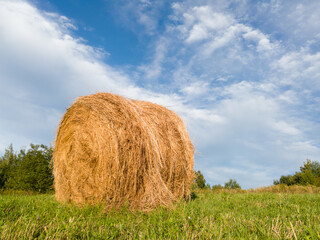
224, 179, 241, 189
211, 184, 223, 190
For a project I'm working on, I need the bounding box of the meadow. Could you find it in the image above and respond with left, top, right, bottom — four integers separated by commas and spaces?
1, 188, 320, 239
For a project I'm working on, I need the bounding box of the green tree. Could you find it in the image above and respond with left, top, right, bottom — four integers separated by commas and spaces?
0, 144, 17, 189
194, 170, 206, 189
5, 144, 53, 192
300, 159, 312, 173
310, 161, 320, 177
299, 171, 319, 186
276, 174, 296, 186
224, 179, 241, 189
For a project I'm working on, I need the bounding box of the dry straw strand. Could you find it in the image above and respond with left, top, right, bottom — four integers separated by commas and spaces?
53, 92, 194, 211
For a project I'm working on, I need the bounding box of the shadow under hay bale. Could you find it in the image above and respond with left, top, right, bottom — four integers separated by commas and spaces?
53, 92, 194, 211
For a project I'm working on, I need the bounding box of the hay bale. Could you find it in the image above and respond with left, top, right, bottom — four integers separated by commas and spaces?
53, 92, 194, 210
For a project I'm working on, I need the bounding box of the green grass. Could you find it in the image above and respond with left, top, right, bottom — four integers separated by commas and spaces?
1, 190, 320, 239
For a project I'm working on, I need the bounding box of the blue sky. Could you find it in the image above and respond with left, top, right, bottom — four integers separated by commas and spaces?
1, 0, 320, 189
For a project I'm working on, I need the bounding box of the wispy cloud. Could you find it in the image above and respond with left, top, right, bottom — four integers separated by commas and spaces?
275, 50, 320, 90
106, 0, 169, 35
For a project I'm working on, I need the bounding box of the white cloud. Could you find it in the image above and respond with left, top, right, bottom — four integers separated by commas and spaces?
184, 6, 233, 44
173, 4, 278, 57
272, 121, 300, 136
203, 25, 238, 55
243, 29, 274, 52
186, 24, 209, 43
275, 50, 320, 89
180, 81, 209, 96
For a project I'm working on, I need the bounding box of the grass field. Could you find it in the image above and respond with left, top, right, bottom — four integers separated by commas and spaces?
1, 189, 320, 239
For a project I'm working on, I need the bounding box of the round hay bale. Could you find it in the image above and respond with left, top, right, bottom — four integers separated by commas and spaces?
53, 92, 194, 210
